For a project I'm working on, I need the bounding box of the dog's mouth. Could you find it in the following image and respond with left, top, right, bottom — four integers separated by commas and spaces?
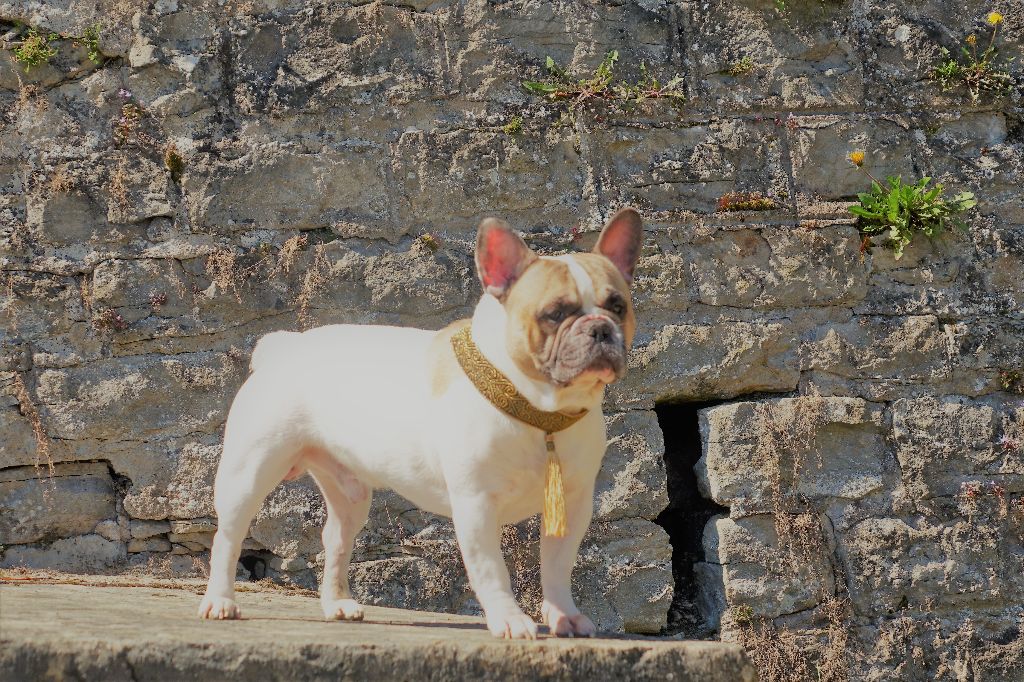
544, 317, 627, 388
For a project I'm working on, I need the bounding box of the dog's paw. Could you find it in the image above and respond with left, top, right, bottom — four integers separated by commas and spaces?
486, 608, 538, 640
198, 595, 240, 620
322, 598, 364, 621
542, 601, 596, 638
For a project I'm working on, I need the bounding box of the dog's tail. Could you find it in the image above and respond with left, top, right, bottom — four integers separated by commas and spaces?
250, 330, 302, 373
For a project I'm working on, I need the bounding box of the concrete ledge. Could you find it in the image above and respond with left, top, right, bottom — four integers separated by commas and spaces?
0, 583, 756, 681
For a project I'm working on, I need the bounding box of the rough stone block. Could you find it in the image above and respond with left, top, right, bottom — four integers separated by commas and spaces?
130, 520, 171, 539
620, 319, 800, 404
191, 146, 393, 235
684, 225, 868, 309
697, 397, 889, 512
128, 537, 172, 553
839, 515, 1023, 618
592, 120, 788, 214
789, 116, 917, 201
392, 128, 584, 235
703, 514, 836, 620
166, 531, 214, 549
685, 0, 863, 111
594, 410, 669, 522
578, 518, 674, 634
33, 353, 244, 441
169, 518, 217, 534
892, 395, 1023, 500
0, 462, 116, 545
798, 314, 953, 400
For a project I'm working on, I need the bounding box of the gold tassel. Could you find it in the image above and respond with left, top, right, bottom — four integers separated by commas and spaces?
543, 433, 567, 537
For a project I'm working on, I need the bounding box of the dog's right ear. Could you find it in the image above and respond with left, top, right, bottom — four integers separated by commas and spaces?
475, 218, 538, 299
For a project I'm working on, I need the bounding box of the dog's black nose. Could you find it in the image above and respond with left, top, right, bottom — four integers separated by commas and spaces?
591, 325, 612, 344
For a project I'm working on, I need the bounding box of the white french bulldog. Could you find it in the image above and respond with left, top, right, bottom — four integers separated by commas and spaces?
198, 207, 643, 639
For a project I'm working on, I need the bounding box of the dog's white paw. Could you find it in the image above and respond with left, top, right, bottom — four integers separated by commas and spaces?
542, 601, 596, 638
486, 608, 538, 640
322, 598, 364, 621
198, 595, 240, 620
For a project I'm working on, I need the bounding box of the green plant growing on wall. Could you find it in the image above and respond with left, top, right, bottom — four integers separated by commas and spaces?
847, 151, 976, 260
11, 28, 59, 69
78, 23, 103, 64
502, 115, 523, 136
10, 23, 103, 69
930, 12, 1014, 104
522, 51, 685, 125
729, 56, 756, 77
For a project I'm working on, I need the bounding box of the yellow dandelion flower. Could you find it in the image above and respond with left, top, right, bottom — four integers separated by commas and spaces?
849, 150, 865, 167
966, 33, 978, 46
987, 11, 1004, 26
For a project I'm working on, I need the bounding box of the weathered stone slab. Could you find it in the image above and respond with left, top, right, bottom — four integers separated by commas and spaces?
838, 514, 1024, 619
892, 395, 1024, 500
0, 462, 115, 545
33, 353, 244, 441
621, 320, 801, 403
0, 583, 757, 682
0, 534, 125, 571
683, 225, 868, 309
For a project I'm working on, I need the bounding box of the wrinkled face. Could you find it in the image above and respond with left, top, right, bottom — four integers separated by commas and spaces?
475, 207, 643, 391
504, 254, 636, 387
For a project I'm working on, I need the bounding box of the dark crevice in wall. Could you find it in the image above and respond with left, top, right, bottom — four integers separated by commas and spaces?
654, 400, 730, 639
239, 551, 272, 581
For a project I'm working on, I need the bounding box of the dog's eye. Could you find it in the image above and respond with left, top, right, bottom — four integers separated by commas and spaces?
545, 309, 567, 323
541, 306, 576, 324
603, 295, 626, 317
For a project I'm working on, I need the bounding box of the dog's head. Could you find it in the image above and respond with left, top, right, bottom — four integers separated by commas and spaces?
475, 207, 643, 390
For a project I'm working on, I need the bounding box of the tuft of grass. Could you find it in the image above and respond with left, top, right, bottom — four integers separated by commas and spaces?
12, 29, 59, 69
11, 373, 56, 498
164, 142, 184, 183
930, 15, 1014, 104
417, 233, 440, 252
205, 248, 242, 303
10, 23, 104, 70
523, 51, 685, 125
297, 244, 332, 330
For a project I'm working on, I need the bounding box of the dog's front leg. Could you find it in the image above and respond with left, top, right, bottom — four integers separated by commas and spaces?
540, 481, 597, 637
450, 495, 537, 640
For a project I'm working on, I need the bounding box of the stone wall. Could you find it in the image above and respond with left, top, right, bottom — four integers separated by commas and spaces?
1, 0, 1022, 679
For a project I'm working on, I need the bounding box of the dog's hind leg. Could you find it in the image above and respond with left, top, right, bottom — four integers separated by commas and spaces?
198, 421, 296, 620
308, 458, 371, 621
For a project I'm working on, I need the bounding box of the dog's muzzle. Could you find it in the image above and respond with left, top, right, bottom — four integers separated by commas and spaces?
549, 314, 627, 385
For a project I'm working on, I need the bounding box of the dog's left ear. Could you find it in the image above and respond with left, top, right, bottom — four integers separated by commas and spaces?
594, 207, 643, 284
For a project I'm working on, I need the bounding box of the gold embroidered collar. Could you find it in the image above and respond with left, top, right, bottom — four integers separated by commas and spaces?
451, 324, 586, 537
450, 325, 587, 434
